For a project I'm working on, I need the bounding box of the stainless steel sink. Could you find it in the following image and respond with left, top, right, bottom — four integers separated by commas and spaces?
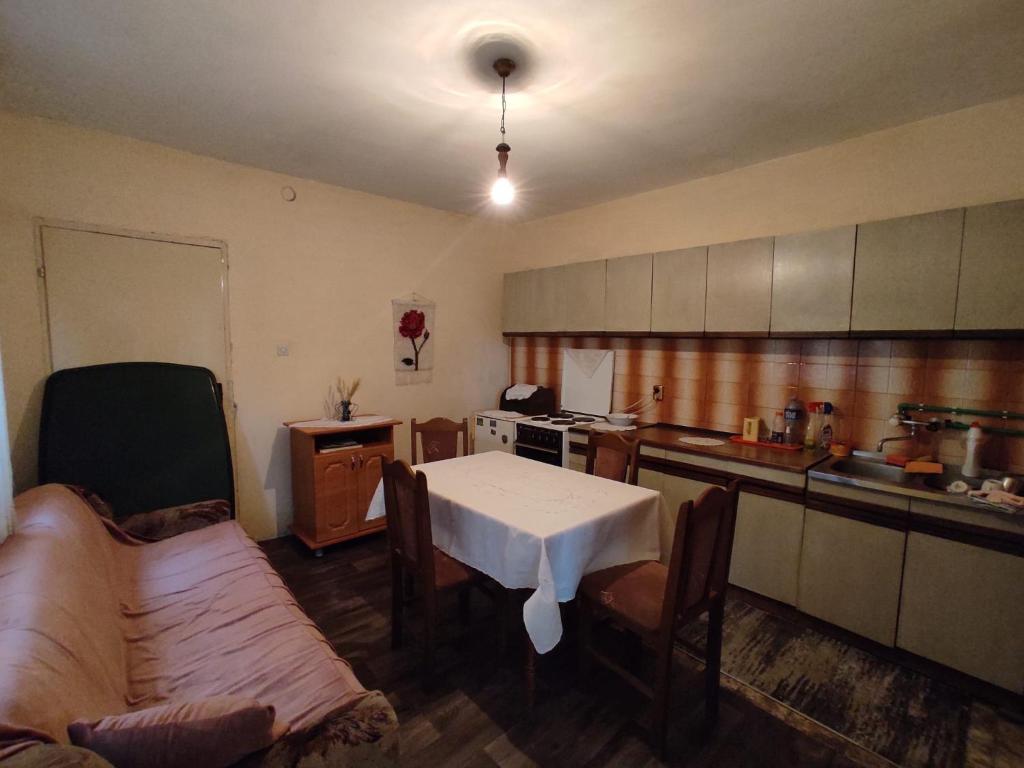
829, 458, 913, 485
810, 452, 1022, 515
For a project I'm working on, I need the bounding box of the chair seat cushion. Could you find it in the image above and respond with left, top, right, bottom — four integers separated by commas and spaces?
433, 548, 476, 590
580, 560, 667, 635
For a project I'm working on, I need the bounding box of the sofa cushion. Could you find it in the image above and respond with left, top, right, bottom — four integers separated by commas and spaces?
68, 696, 283, 768
118, 498, 231, 540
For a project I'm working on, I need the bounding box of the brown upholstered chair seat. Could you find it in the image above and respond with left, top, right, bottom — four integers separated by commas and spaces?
580, 560, 667, 635
433, 548, 478, 589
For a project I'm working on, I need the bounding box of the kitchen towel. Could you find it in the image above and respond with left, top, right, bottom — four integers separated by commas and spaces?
566, 348, 611, 378
504, 384, 539, 401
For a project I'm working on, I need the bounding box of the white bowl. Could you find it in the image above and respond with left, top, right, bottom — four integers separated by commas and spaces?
606, 413, 638, 427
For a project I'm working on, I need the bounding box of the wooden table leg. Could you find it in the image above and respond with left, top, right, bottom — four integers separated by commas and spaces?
525, 634, 536, 711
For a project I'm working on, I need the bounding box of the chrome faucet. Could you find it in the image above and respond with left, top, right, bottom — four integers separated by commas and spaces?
876, 413, 942, 453
876, 432, 915, 452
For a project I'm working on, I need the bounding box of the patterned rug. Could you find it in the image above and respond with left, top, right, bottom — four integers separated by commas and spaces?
677, 597, 1023, 768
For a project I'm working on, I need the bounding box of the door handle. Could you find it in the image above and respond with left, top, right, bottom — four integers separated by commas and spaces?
350, 455, 356, 470
358, 454, 364, 468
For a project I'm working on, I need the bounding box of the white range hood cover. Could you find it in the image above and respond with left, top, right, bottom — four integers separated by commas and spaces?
560, 349, 615, 416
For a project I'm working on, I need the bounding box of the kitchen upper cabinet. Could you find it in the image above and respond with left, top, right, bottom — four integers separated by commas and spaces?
564, 260, 607, 332
898, 532, 1024, 692
651, 247, 708, 333
770, 227, 856, 334
528, 265, 568, 332
955, 200, 1024, 332
502, 270, 531, 333
705, 238, 774, 334
797, 508, 904, 646
728, 491, 803, 605
851, 209, 964, 332
605, 253, 653, 332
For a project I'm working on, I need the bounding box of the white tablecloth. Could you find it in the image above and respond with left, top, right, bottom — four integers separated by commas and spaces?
366, 451, 661, 653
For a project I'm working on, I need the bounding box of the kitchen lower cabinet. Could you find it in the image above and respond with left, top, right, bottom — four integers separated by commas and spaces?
705, 238, 774, 334
796, 508, 904, 645
897, 532, 1024, 692
955, 200, 1024, 332
851, 208, 964, 333
568, 450, 587, 473
605, 253, 653, 332
729, 491, 804, 605
770, 226, 856, 334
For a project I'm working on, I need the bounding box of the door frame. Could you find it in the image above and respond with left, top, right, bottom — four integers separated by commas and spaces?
32, 217, 238, 510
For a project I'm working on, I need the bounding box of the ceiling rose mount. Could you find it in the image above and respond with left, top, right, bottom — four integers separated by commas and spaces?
490, 57, 516, 205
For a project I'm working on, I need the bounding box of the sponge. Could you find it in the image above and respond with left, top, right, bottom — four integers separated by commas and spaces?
903, 461, 943, 474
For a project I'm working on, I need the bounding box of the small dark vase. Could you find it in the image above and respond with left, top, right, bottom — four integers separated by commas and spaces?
340, 400, 353, 422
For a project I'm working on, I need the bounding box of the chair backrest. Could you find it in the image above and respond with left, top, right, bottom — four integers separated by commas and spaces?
38, 362, 234, 520
381, 458, 435, 583
661, 480, 740, 630
585, 431, 640, 485
410, 417, 468, 464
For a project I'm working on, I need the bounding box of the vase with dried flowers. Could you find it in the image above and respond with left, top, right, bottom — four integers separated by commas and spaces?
324, 377, 361, 421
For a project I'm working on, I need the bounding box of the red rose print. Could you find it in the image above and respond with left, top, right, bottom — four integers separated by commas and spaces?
398, 309, 429, 370
399, 309, 426, 339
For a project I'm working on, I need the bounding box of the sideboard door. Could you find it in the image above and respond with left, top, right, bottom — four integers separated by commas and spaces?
316, 455, 360, 540
359, 445, 393, 530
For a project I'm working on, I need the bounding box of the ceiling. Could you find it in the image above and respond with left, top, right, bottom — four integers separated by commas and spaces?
2, 1, 1023, 218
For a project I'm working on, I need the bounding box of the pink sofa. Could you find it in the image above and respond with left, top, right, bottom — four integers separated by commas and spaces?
0, 485, 398, 767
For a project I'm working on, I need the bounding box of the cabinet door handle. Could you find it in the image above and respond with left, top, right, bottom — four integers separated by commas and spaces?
358, 454, 364, 468
350, 455, 356, 470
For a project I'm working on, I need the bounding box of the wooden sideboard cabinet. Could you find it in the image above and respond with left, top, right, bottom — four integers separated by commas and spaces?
287, 418, 400, 554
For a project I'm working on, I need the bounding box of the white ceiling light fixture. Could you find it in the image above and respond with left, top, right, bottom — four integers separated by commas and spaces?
490, 57, 516, 206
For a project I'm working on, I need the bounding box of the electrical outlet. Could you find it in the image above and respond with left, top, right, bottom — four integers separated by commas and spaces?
653, 384, 664, 401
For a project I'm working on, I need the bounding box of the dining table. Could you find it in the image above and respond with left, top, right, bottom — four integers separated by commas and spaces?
365, 450, 663, 660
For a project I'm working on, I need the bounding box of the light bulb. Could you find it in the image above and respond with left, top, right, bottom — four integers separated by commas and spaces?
490, 176, 515, 205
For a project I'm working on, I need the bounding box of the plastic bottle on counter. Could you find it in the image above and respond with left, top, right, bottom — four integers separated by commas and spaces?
804, 402, 821, 450
783, 396, 804, 446
819, 402, 834, 450
771, 411, 785, 444
962, 422, 984, 478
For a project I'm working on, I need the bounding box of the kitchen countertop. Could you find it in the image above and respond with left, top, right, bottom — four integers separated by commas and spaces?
570, 422, 831, 475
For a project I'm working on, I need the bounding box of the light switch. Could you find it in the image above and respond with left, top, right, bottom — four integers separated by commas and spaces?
276, 344, 290, 357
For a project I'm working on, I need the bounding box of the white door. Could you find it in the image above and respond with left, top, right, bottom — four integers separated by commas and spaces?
41, 225, 229, 383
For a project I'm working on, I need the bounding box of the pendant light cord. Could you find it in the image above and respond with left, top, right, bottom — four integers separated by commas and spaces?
499, 75, 507, 140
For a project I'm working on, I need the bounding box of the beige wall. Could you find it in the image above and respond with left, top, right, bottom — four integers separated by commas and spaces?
505, 96, 1024, 268
0, 111, 509, 540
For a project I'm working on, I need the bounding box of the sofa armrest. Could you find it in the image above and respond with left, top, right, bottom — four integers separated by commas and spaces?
0, 744, 115, 768
238, 691, 399, 768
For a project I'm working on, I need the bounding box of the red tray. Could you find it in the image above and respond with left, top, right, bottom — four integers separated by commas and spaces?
728, 435, 804, 452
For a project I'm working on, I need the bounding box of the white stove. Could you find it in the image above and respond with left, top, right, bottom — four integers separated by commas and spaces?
513, 349, 616, 467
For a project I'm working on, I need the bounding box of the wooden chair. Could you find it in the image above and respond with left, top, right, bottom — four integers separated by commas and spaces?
577, 480, 740, 756
410, 417, 469, 464
585, 430, 641, 485
381, 457, 481, 689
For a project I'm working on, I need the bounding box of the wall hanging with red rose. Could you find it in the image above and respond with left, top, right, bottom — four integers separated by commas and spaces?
391, 294, 435, 385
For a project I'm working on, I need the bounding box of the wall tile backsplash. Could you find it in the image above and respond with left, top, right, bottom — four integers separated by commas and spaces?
509, 337, 1024, 472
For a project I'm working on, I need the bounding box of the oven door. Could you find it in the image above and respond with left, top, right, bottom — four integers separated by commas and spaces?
514, 442, 563, 466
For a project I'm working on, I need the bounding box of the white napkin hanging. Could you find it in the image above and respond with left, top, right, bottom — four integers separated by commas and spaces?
566, 349, 610, 379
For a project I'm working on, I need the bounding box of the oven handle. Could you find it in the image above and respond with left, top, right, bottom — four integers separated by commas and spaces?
514, 442, 560, 455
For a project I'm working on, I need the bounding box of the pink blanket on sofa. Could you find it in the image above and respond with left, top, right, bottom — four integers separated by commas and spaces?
0, 485, 369, 754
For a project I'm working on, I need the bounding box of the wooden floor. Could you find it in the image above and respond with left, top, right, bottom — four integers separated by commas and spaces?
262, 532, 874, 768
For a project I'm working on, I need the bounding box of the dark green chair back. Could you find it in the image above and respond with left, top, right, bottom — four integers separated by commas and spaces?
39, 362, 234, 520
